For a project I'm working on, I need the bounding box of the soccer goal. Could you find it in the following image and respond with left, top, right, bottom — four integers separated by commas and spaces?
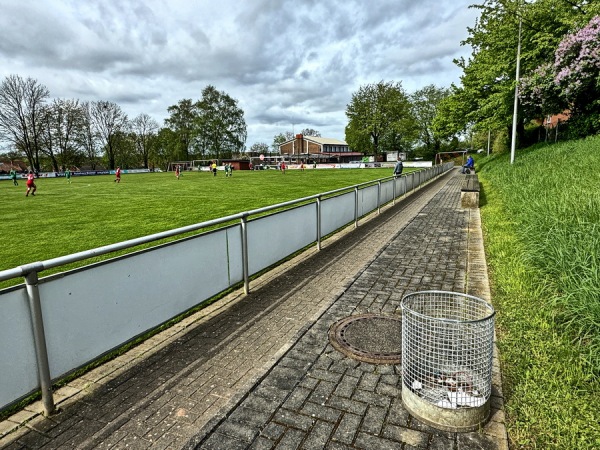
167, 161, 194, 172
191, 159, 219, 172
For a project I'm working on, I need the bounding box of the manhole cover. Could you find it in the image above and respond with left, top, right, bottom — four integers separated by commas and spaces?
328, 313, 402, 364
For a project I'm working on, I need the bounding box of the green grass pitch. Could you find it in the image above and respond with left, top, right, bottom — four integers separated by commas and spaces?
1, 168, 403, 276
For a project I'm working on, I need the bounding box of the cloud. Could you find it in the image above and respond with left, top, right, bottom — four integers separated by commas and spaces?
0, 0, 478, 146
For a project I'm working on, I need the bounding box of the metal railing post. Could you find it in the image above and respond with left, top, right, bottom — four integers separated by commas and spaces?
377, 181, 382, 214
316, 196, 322, 251
354, 186, 359, 228
240, 214, 250, 294
393, 176, 397, 205
24, 266, 56, 416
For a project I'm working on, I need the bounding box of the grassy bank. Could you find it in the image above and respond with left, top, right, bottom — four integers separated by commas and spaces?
477, 137, 600, 449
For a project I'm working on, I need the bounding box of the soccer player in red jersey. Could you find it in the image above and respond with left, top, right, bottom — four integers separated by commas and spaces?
25, 171, 36, 196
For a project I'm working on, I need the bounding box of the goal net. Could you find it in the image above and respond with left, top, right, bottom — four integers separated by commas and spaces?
167, 161, 194, 172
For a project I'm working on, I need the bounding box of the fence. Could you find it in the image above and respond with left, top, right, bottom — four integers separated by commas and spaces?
0, 163, 453, 414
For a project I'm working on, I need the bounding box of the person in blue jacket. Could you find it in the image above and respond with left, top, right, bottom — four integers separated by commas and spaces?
462, 155, 474, 174
393, 157, 403, 176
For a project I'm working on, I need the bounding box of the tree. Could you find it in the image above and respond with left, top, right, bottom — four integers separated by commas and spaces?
131, 113, 159, 169
250, 142, 269, 155
111, 131, 138, 169
410, 85, 450, 154
39, 99, 85, 171
154, 127, 179, 170
343, 124, 372, 155
79, 102, 99, 169
432, 85, 475, 141
39, 104, 60, 171
164, 99, 197, 160
455, 3, 527, 138
272, 131, 294, 152
518, 62, 563, 120
196, 85, 247, 160
91, 101, 129, 170
345, 80, 414, 155
0, 74, 49, 171
518, 14, 600, 137
554, 16, 600, 102
450, 0, 600, 145
301, 128, 321, 137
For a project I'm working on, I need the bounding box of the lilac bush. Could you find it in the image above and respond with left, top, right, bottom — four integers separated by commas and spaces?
519, 62, 564, 115
554, 16, 600, 103
520, 16, 600, 136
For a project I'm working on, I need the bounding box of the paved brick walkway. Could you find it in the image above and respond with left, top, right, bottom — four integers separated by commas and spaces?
0, 168, 507, 450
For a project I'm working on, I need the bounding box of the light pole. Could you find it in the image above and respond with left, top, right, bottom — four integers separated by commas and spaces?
510, 18, 522, 164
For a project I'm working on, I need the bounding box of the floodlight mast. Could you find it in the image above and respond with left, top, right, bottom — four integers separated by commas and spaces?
510, 18, 522, 164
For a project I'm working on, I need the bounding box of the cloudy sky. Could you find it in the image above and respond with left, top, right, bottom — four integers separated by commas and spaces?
0, 0, 479, 148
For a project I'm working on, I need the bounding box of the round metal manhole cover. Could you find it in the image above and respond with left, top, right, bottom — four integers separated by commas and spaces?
328, 314, 402, 364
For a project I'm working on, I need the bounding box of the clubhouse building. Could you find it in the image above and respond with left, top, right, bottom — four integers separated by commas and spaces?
278, 134, 363, 163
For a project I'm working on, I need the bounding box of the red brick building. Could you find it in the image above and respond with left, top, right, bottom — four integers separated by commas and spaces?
221, 159, 252, 171
278, 134, 363, 163
535, 112, 570, 128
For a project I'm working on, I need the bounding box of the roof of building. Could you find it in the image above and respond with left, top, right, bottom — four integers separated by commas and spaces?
279, 136, 348, 147
322, 151, 363, 156
304, 136, 348, 145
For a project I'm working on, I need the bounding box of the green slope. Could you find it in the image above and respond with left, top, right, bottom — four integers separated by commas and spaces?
477, 137, 600, 449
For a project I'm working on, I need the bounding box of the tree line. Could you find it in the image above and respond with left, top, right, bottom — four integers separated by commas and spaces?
0, 76, 247, 172
342, 81, 460, 160
6, 3, 598, 171
0, 70, 458, 172
257, 84, 456, 162
432, 0, 600, 151
339, 2, 600, 158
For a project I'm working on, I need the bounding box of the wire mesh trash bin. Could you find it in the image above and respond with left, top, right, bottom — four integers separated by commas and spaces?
401, 290, 495, 432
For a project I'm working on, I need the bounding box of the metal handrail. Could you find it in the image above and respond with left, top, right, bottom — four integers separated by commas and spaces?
0, 164, 452, 415
0, 174, 404, 283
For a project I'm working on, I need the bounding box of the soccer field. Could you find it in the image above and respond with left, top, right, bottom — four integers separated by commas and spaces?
1, 168, 400, 274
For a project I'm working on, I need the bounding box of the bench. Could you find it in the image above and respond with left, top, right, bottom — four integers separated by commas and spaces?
461, 173, 480, 208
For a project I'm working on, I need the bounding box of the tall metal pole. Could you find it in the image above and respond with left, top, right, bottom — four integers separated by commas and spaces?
510, 18, 522, 164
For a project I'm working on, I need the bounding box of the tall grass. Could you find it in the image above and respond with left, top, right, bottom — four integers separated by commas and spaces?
477, 137, 600, 449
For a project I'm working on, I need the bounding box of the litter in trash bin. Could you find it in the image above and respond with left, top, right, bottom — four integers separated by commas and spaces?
411, 369, 485, 409
412, 380, 423, 390
436, 388, 486, 409
448, 390, 485, 407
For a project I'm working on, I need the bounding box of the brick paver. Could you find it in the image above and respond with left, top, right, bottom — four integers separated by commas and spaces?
187, 171, 506, 450
0, 168, 507, 450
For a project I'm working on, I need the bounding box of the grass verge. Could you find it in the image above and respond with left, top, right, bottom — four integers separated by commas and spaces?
477, 137, 600, 449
